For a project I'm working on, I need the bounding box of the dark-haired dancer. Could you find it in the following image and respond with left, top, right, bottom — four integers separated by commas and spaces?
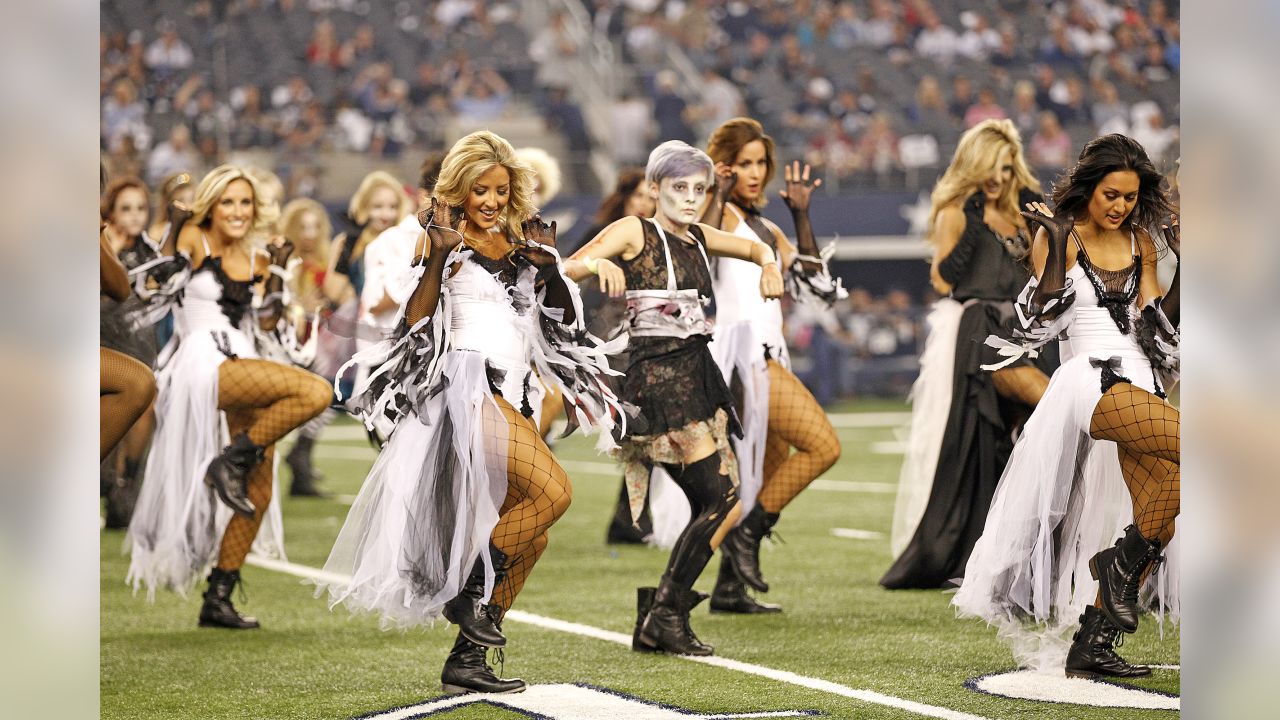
954, 134, 1180, 678
883, 119, 1051, 589
694, 117, 844, 613
566, 140, 783, 655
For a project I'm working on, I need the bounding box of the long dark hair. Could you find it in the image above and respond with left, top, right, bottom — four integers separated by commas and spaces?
1050, 134, 1177, 244
592, 168, 648, 226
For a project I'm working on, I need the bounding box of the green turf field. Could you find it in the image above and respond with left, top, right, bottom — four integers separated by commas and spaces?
100, 401, 1179, 719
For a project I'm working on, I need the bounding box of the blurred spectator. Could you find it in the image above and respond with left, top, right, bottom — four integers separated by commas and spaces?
143, 18, 193, 78
652, 70, 695, 144
185, 88, 231, 164
306, 18, 342, 69
863, 0, 898, 48
1009, 80, 1040, 139
1139, 42, 1174, 83
544, 87, 594, 192
609, 87, 653, 166
692, 67, 746, 137
146, 124, 200, 186
805, 118, 859, 179
964, 87, 1007, 128
1129, 103, 1179, 167
1091, 80, 1129, 133
915, 10, 959, 64
905, 75, 956, 143
451, 68, 511, 121
957, 12, 1000, 61
1028, 111, 1073, 170
409, 61, 446, 107
102, 77, 148, 152
948, 75, 976, 124
229, 85, 278, 150
857, 113, 902, 179
529, 12, 579, 88
829, 2, 866, 49
341, 23, 384, 75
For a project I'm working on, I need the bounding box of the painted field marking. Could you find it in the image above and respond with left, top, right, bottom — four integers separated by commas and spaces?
831, 528, 885, 540
870, 441, 906, 455
967, 669, 1178, 711
810, 479, 898, 494
246, 555, 992, 720
827, 412, 910, 428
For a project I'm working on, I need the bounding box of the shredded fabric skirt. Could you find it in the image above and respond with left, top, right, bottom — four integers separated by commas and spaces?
125, 330, 286, 598
316, 350, 509, 629
951, 350, 1179, 672
647, 321, 779, 548
888, 299, 964, 558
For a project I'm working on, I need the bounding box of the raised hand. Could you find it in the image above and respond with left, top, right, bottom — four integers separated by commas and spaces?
1160, 216, 1180, 258
1020, 201, 1073, 247
416, 197, 465, 256
779, 160, 822, 213
713, 162, 738, 201
265, 237, 294, 267
515, 213, 559, 268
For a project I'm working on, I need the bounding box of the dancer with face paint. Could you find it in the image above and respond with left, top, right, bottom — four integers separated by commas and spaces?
318, 131, 621, 694
882, 119, 1051, 590
125, 165, 333, 629
696, 118, 845, 613
566, 141, 784, 656
953, 134, 1180, 678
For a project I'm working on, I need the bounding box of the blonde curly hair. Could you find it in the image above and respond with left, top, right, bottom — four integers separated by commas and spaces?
926, 119, 1040, 245
434, 130, 535, 239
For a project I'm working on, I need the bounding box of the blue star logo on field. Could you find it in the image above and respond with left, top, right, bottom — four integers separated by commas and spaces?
965, 667, 1180, 711
355, 683, 820, 719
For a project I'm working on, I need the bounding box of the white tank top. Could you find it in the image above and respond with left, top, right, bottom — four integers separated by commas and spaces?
1058, 233, 1148, 368
711, 204, 785, 350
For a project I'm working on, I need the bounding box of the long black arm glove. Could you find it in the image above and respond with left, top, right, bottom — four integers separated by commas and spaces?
936, 191, 986, 285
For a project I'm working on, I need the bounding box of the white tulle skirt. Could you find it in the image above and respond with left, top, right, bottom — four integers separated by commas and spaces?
126, 329, 286, 598
952, 350, 1179, 672
889, 299, 963, 556
316, 350, 509, 629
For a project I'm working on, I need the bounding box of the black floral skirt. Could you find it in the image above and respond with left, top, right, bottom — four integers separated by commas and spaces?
621, 335, 740, 439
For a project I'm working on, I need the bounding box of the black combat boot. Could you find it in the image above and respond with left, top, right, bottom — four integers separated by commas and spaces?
635, 577, 714, 656
440, 629, 526, 695
443, 544, 509, 647
198, 567, 260, 629
204, 431, 261, 517
710, 553, 782, 614
104, 456, 143, 529
1065, 606, 1152, 679
1089, 524, 1162, 633
286, 435, 326, 497
718, 505, 775, 592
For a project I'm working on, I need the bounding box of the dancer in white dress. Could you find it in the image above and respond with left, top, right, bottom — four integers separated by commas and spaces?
317, 131, 620, 695
125, 166, 332, 630
695, 117, 844, 613
953, 134, 1180, 679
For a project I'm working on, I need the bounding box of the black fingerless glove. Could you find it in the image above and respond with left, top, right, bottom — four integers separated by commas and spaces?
937, 191, 986, 284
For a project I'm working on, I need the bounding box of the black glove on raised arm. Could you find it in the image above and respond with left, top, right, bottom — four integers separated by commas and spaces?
936, 191, 986, 285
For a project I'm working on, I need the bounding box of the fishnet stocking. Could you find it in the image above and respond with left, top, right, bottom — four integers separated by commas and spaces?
216, 420, 275, 571
100, 347, 156, 460
756, 361, 840, 514
1089, 382, 1180, 465
1117, 446, 1180, 546
216, 359, 333, 448
486, 397, 572, 612
991, 365, 1050, 407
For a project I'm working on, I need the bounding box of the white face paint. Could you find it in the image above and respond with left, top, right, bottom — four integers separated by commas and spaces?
651, 172, 709, 228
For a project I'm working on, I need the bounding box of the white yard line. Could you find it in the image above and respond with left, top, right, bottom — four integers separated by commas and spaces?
830, 528, 885, 540
245, 555, 991, 720
826, 412, 909, 428
810, 479, 899, 494
870, 441, 906, 455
